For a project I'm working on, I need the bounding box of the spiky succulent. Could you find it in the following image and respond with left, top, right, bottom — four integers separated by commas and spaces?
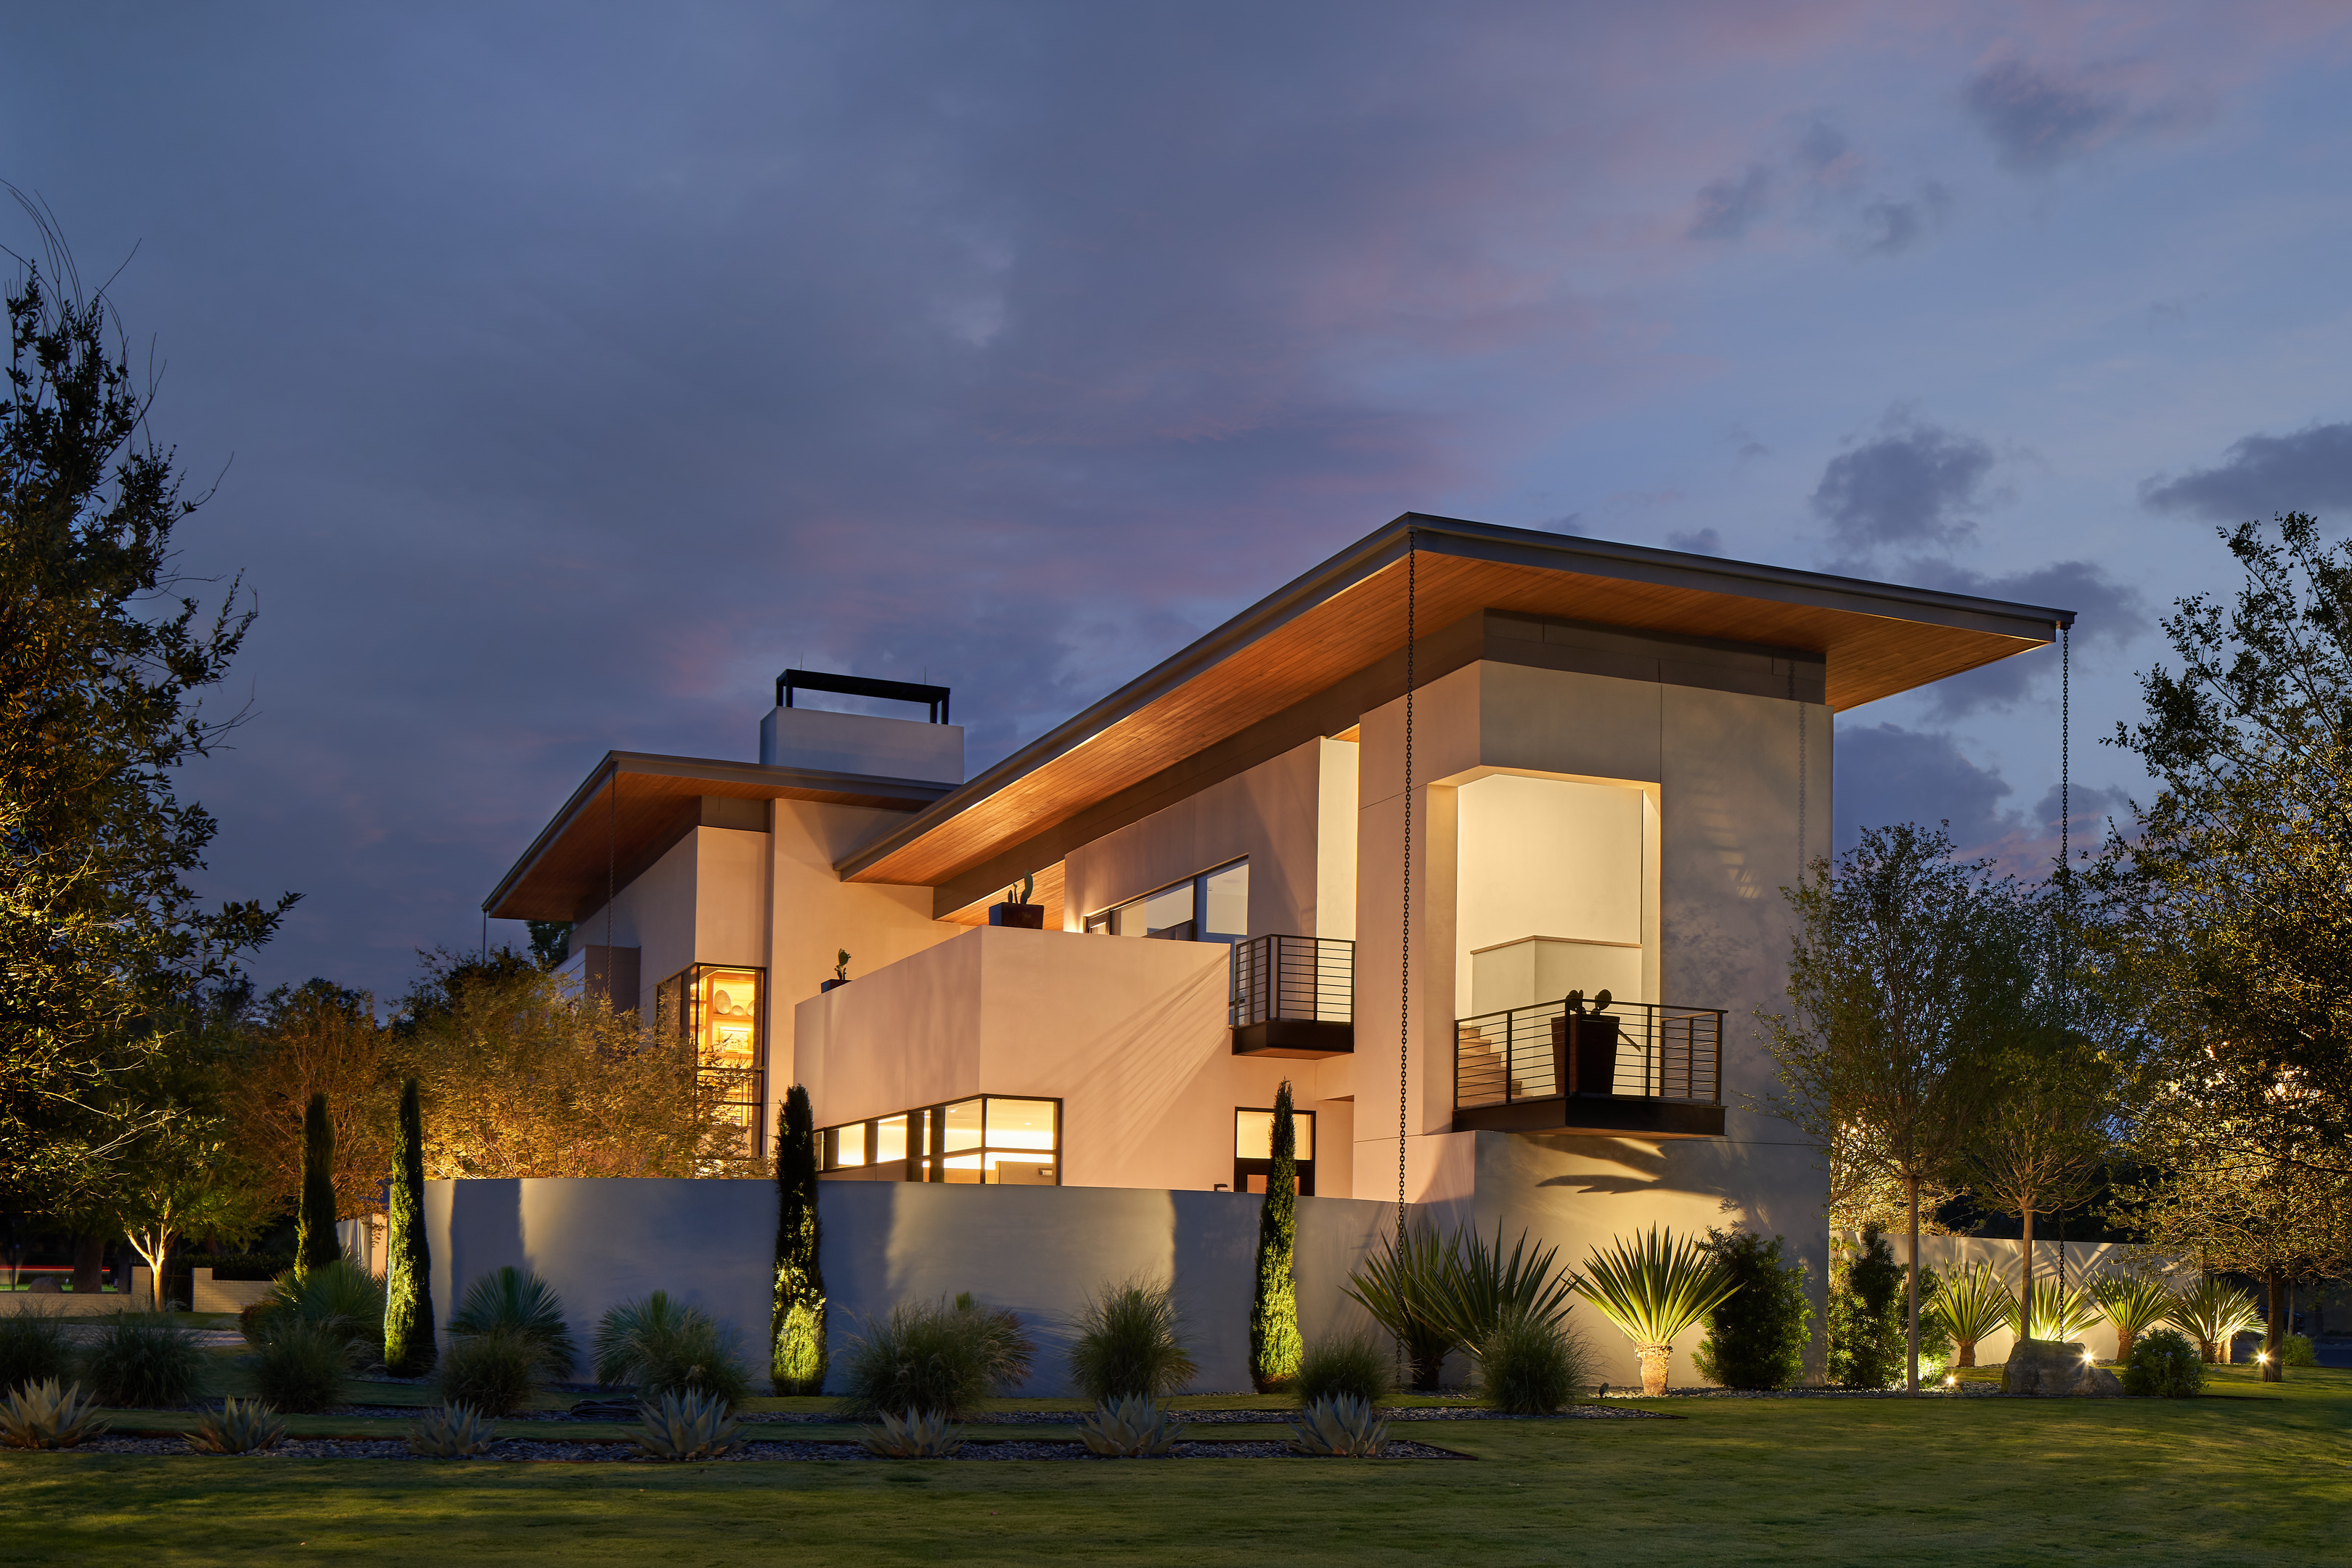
184, 1398, 287, 1455
1288, 1394, 1389, 1458
2091, 1273, 2178, 1360
2011, 1278, 2104, 1344
857, 1408, 963, 1458
1076, 1395, 1179, 1457
634, 1389, 742, 1461
407, 1400, 499, 1458
1925, 1264, 2014, 1365
1, 1379, 110, 1450
2168, 1277, 2263, 1360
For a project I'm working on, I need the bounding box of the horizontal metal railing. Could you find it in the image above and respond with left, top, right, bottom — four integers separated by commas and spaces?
1454, 998, 1725, 1111
1230, 935, 1354, 1028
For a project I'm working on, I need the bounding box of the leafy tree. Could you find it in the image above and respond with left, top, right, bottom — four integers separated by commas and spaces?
1694, 1228, 1812, 1389
1761, 822, 2018, 1392
383, 1077, 434, 1376
224, 980, 394, 1220
1965, 1030, 2117, 1302
1249, 1079, 1302, 1392
294, 1092, 341, 1271
771, 1085, 826, 1395
105, 1037, 272, 1309
1, 213, 294, 1209
524, 921, 571, 969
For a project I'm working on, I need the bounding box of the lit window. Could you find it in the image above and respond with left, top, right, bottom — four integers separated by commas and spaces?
1233, 1104, 1316, 1196
1085, 859, 1248, 944
656, 964, 766, 1159
817, 1096, 1061, 1185
833, 1122, 866, 1167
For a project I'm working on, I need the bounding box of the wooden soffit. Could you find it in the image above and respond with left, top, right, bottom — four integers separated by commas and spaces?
837, 515, 2070, 894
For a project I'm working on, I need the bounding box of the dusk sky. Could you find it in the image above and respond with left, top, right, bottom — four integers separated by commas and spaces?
9, 4, 2351, 1001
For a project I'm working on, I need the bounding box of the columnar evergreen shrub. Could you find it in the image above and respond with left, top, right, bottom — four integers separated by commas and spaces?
2122, 1327, 2204, 1397
294, 1091, 342, 1273
1827, 1227, 1906, 1389
770, 1085, 827, 1395
1692, 1228, 1812, 1389
383, 1077, 435, 1376
1249, 1079, 1303, 1392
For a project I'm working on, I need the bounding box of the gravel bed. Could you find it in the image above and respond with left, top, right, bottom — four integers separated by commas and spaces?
60, 1435, 1465, 1462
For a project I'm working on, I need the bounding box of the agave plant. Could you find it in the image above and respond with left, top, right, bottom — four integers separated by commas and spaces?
1573, 1228, 1738, 1395
1926, 1264, 2014, 1368
2011, 1278, 2103, 1345
1340, 1226, 1462, 1392
449, 1267, 578, 1379
1076, 1395, 1180, 1457
857, 1408, 963, 1458
634, 1389, 743, 1461
184, 1398, 287, 1455
0, 1379, 110, 1450
1289, 1395, 1389, 1458
408, 1400, 500, 1458
2168, 1277, 2263, 1363
2091, 1273, 2178, 1363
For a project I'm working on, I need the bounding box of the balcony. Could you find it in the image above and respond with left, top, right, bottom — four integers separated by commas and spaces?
1230, 935, 1353, 1058
1453, 997, 1726, 1138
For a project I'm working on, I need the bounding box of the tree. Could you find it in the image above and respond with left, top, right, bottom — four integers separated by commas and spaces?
1249, 1079, 1302, 1392
383, 1077, 434, 1376
224, 980, 395, 1221
771, 1085, 826, 1395
294, 1091, 341, 1271
1966, 1030, 2116, 1302
104, 1038, 272, 1308
1762, 822, 2017, 1392
1, 215, 294, 1209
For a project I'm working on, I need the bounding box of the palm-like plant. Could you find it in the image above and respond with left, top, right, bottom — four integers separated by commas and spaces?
2091, 1273, 2177, 1363
449, 1267, 577, 1379
2167, 1277, 2263, 1364
1341, 1226, 1460, 1392
2011, 1278, 2102, 1345
1441, 1227, 1582, 1350
1924, 1263, 2012, 1368
1573, 1228, 1737, 1395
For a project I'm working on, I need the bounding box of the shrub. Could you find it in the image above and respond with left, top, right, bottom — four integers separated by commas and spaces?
1293, 1331, 1395, 1408
255, 1260, 387, 1367
2282, 1333, 2318, 1368
248, 1318, 353, 1413
1476, 1310, 1591, 1414
1827, 1228, 1906, 1389
1249, 1080, 1304, 1393
770, 1085, 828, 1396
0, 1304, 75, 1395
836, 1294, 1036, 1419
383, 1077, 436, 1377
2122, 1327, 2204, 1397
448, 1267, 576, 1379
1693, 1229, 1811, 1389
295, 1091, 343, 1272
436, 1326, 544, 1418
81, 1313, 205, 1408
594, 1291, 754, 1407
1068, 1278, 1196, 1404
1574, 1227, 1738, 1395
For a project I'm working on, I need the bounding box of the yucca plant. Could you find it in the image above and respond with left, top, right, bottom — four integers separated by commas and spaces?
595, 1291, 754, 1405
2091, 1273, 2178, 1363
1440, 1226, 1582, 1349
184, 1398, 286, 1454
1076, 1395, 1180, 1456
634, 1389, 742, 1460
1288, 1394, 1389, 1458
2168, 1277, 2263, 1363
449, 1267, 578, 1379
1573, 1228, 1738, 1395
1341, 1226, 1461, 1391
409, 1401, 499, 1458
1066, 1278, 1197, 1404
857, 1407, 963, 1458
0, 1379, 110, 1450
2010, 1278, 2103, 1346
1925, 1263, 2014, 1368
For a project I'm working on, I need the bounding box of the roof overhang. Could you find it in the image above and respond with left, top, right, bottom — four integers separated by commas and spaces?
837, 514, 2071, 894
483, 751, 952, 923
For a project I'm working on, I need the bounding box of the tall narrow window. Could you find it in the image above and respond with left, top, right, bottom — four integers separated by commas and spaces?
658, 963, 767, 1160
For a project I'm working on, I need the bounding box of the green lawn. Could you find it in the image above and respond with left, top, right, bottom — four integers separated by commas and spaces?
6, 1365, 2348, 1567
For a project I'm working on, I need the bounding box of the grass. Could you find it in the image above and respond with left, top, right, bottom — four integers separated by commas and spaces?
4, 1363, 2346, 1564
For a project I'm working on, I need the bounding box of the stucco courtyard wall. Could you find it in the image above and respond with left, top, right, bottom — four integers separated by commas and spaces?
425, 1177, 1396, 1397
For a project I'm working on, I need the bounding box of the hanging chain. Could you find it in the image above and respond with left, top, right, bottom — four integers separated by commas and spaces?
606, 765, 618, 989
1398, 531, 1416, 1247
1796, 674, 1807, 883
2059, 622, 2070, 1029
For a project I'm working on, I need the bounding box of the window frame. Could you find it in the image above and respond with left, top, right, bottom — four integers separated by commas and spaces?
655, 962, 767, 1161
1232, 1104, 1316, 1198
817, 1095, 1063, 1186
1082, 857, 1249, 944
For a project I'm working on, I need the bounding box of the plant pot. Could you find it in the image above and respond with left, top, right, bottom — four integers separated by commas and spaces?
1547, 1013, 1622, 1095
820, 978, 849, 993
988, 902, 1046, 929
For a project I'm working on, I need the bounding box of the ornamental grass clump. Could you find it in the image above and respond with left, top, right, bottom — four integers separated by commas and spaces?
0, 1304, 74, 1395
2168, 1277, 2263, 1363
1573, 1227, 1737, 1396
595, 1291, 754, 1407
435, 1326, 544, 1418
1067, 1278, 1196, 1405
1474, 1309, 1591, 1413
184, 1398, 285, 1454
1693, 1228, 1811, 1389
81, 1312, 205, 1408
1927, 1263, 2014, 1369
248, 1318, 354, 1413
2122, 1327, 2204, 1397
1076, 1395, 1180, 1457
2091, 1273, 2176, 1363
251, 1259, 387, 1367
0, 1379, 109, 1450
448, 1267, 577, 1379
1292, 1331, 1395, 1408
836, 1294, 1035, 1420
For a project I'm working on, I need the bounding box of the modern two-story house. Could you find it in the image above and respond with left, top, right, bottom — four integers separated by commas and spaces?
484, 514, 2070, 1320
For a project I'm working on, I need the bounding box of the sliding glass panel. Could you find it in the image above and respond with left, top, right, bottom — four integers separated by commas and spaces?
942, 1098, 984, 1153
1201, 861, 1249, 942
835, 1122, 866, 1167
874, 1114, 909, 1164
1143, 881, 1195, 940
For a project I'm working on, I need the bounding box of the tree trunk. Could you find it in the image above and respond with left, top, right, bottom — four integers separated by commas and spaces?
70, 1234, 105, 1296
2263, 1270, 2284, 1382
2020, 1207, 2035, 1334
1957, 1338, 1975, 1368
1638, 1345, 1671, 1397
1906, 1172, 1921, 1395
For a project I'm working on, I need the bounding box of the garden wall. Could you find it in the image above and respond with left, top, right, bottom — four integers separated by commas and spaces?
425, 1178, 1398, 1396
1850, 1231, 2195, 1365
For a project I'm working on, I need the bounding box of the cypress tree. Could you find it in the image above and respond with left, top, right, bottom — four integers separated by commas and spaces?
771, 1085, 828, 1395
1249, 1079, 1304, 1392
383, 1077, 435, 1375
294, 1090, 342, 1272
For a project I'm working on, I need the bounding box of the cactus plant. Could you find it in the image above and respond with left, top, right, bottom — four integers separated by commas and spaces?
407, 1401, 499, 1458
857, 1408, 964, 1458
1076, 1395, 1180, 1457
633, 1389, 743, 1461
0, 1379, 110, 1450
1288, 1394, 1389, 1457
184, 1398, 287, 1455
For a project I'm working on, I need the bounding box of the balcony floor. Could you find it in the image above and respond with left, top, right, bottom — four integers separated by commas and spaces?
1453, 1093, 1724, 1139
1230, 1019, 1354, 1058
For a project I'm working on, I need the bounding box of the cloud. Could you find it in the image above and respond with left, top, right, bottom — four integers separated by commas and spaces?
1666, 527, 1723, 555
2139, 420, 2352, 519
1687, 115, 1945, 259
1852, 183, 1949, 258
1962, 55, 2210, 173
1834, 724, 2133, 875
1889, 558, 2147, 721
1689, 163, 1772, 242
1810, 408, 1998, 553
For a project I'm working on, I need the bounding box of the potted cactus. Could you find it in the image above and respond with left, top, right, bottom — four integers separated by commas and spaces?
989, 873, 1045, 929
1548, 989, 1620, 1096
820, 950, 851, 993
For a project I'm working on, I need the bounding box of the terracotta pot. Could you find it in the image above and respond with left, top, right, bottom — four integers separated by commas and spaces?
1638, 1345, 1671, 1397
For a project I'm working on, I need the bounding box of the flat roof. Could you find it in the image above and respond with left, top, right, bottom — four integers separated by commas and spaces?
836, 514, 2071, 891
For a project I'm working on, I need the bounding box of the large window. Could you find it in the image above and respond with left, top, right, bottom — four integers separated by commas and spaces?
1084, 858, 1248, 942
656, 964, 765, 1159
1233, 1106, 1315, 1197
819, 1095, 1061, 1185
